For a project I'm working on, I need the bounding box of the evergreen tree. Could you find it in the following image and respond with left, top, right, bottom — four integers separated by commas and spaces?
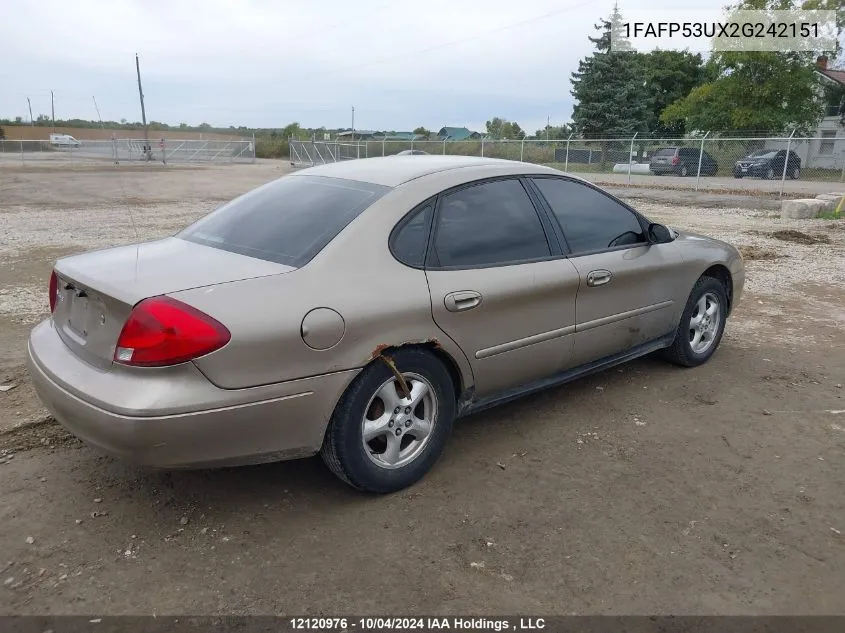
570, 6, 650, 162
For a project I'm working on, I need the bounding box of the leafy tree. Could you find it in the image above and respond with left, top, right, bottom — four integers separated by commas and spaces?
485, 117, 525, 139
485, 117, 506, 138
570, 6, 650, 162
534, 123, 574, 139
0, 126, 4, 139
413, 126, 431, 137
661, 0, 844, 134
282, 122, 305, 139
640, 50, 709, 136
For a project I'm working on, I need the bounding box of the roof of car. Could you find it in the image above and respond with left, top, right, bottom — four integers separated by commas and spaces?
290, 155, 557, 187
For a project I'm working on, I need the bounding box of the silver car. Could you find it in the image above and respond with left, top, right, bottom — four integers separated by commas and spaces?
28, 156, 744, 492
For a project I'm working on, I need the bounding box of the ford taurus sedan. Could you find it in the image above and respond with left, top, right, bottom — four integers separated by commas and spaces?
28, 156, 744, 493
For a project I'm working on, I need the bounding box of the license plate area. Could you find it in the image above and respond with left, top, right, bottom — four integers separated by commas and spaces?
57, 282, 107, 343
66, 293, 90, 337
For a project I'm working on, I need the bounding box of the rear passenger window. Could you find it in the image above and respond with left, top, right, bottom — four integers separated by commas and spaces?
391, 204, 433, 267
432, 179, 550, 268
531, 178, 646, 255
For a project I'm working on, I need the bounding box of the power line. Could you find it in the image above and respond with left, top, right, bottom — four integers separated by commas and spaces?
286, 0, 399, 47
303, 0, 600, 80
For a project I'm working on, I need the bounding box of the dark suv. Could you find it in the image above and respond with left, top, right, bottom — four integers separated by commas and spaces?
649, 147, 718, 177
734, 149, 801, 179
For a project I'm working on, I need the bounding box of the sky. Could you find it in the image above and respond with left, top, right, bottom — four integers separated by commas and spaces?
1, 0, 747, 134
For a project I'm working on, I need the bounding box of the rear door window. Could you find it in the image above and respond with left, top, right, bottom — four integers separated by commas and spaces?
655, 148, 677, 157
431, 179, 551, 268
179, 175, 389, 267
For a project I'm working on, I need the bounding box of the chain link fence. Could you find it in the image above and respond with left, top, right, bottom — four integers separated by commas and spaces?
0, 138, 255, 165
290, 133, 845, 196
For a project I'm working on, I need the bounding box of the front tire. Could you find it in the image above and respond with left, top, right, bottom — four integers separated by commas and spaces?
320, 347, 456, 493
765, 167, 775, 180
662, 277, 728, 368
791, 166, 800, 180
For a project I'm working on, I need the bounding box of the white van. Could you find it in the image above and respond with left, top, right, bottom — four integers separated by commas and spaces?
49, 134, 81, 147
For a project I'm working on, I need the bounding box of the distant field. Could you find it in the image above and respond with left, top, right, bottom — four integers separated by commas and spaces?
1, 125, 244, 142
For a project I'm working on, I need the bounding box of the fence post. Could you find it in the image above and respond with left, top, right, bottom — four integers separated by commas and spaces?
780, 129, 795, 198
627, 132, 638, 185
564, 133, 573, 172
20, 140, 24, 163
520, 138, 525, 162
695, 131, 710, 191
252, 132, 256, 164
481, 137, 485, 157
443, 139, 446, 155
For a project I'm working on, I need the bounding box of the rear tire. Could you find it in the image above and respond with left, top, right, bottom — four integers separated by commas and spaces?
662, 277, 728, 368
680, 165, 689, 177
320, 347, 456, 493
791, 166, 800, 180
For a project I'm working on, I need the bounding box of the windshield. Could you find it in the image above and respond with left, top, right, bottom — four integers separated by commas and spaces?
179, 175, 389, 267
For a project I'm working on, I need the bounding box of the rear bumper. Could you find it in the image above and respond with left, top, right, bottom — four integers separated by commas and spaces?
734, 165, 768, 177
649, 164, 678, 174
27, 319, 358, 468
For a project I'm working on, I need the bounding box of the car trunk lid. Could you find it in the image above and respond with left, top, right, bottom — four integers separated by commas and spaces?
53, 237, 294, 368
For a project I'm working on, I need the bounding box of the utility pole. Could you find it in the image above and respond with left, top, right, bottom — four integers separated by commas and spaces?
26, 98, 34, 126
92, 96, 104, 128
135, 53, 151, 160
351, 106, 355, 143
51, 91, 55, 132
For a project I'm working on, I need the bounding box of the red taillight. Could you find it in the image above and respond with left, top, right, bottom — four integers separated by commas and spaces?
114, 297, 230, 367
49, 271, 58, 313
671, 155, 680, 165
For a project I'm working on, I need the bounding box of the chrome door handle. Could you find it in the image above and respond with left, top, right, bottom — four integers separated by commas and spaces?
586, 270, 612, 287
444, 291, 482, 312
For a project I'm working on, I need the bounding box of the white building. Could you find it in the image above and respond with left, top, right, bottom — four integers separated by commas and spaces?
765, 57, 844, 170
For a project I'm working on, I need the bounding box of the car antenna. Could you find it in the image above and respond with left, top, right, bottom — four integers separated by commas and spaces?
112, 140, 141, 281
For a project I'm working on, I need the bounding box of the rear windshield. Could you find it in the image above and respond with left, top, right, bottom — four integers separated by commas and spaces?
179, 175, 389, 267
655, 148, 677, 156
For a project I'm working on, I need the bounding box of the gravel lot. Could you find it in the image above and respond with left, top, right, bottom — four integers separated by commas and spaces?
0, 162, 844, 615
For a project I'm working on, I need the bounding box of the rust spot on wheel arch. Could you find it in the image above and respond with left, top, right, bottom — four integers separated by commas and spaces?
368, 339, 445, 401
368, 338, 442, 362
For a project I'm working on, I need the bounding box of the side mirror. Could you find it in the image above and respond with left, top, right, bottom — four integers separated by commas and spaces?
648, 223, 673, 244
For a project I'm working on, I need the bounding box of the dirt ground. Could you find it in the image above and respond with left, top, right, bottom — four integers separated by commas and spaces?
0, 162, 844, 615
